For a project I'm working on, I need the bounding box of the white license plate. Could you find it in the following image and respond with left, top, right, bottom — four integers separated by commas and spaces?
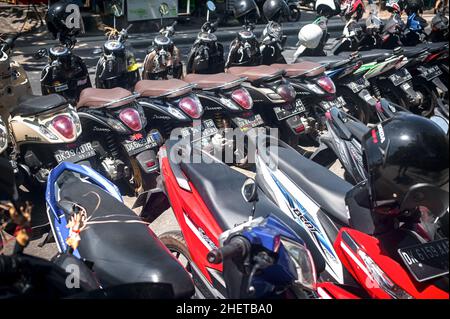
421, 65, 443, 81
232, 114, 264, 132
320, 97, 347, 110
274, 100, 306, 121
55, 142, 96, 163
389, 69, 412, 86
122, 133, 158, 156
181, 119, 219, 140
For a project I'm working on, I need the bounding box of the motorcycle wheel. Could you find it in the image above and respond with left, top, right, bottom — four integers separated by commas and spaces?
159, 231, 214, 299
413, 84, 437, 118
341, 92, 370, 124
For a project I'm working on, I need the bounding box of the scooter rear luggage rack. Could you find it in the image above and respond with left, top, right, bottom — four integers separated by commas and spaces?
154, 84, 198, 99
104, 93, 140, 108
200, 77, 248, 91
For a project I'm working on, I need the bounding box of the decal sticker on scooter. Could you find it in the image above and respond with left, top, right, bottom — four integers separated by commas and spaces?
184, 213, 217, 251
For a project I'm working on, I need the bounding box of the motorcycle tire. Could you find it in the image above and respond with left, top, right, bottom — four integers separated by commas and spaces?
159, 231, 215, 299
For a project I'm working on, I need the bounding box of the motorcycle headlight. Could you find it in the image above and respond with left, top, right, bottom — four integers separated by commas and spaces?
281, 238, 317, 291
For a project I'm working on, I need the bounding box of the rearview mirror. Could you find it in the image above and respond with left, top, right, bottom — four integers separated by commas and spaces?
110, 0, 124, 17
207, 1, 216, 12
159, 3, 170, 17
242, 178, 258, 203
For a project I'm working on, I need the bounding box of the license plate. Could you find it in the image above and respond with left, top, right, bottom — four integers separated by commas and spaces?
401, 82, 411, 91
398, 239, 449, 282
346, 78, 370, 93
320, 96, 347, 111
181, 119, 219, 141
420, 65, 443, 81
55, 142, 96, 163
232, 114, 264, 132
122, 132, 158, 156
389, 69, 412, 86
274, 100, 306, 121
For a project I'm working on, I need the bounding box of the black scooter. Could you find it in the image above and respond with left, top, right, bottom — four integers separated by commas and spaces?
76, 87, 163, 194
37, 35, 91, 104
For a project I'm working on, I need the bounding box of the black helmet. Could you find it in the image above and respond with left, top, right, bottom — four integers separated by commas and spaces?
233, 0, 261, 24
362, 114, 449, 217
404, 0, 424, 14
46, 0, 84, 44
263, 0, 289, 22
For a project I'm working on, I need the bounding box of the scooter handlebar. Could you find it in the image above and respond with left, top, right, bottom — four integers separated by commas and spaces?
207, 236, 249, 264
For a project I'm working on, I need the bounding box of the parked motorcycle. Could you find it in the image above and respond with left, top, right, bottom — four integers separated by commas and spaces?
152, 140, 323, 298
0, 34, 32, 124
45, 161, 195, 298
186, 1, 225, 75
226, 0, 315, 150
76, 87, 163, 194
95, 26, 140, 90
8, 94, 93, 187
38, 2, 91, 104
183, 73, 265, 165
142, 3, 182, 80
252, 118, 449, 298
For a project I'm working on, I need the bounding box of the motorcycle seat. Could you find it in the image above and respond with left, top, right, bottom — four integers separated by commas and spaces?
342, 49, 392, 63
401, 46, 429, 58
77, 87, 134, 109
266, 144, 353, 225
415, 41, 448, 53
183, 73, 245, 90
271, 61, 325, 78
227, 65, 284, 83
57, 176, 195, 299
11, 94, 68, 117
135, 79, 194, 98
295, 55, 343, 67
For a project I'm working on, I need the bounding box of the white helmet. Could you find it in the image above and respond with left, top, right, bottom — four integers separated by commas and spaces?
295, 24, 323, 56
315, 0, 340, 17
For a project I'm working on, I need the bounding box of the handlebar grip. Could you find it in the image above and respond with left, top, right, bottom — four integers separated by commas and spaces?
207, 237, 249, 264
171, 21, 178, 28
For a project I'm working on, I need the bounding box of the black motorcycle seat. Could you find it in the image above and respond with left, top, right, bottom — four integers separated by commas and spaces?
296, 55, 343, 66
266, 145, 353, 225
401, 46, 429, 58
11, 94, 68, 117
416, 41, 448, 53
179, 160, 260, 230
58, 177, 194, 298
342, 49, 392, 63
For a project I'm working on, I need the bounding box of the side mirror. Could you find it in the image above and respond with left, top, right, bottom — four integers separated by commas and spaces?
111, 0, 124, 17
241, 178, 258, 203
207, 1, 216, 12
159, 3, 170, 17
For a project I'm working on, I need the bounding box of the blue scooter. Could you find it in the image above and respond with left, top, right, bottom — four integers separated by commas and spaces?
45, 161, 195, 298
